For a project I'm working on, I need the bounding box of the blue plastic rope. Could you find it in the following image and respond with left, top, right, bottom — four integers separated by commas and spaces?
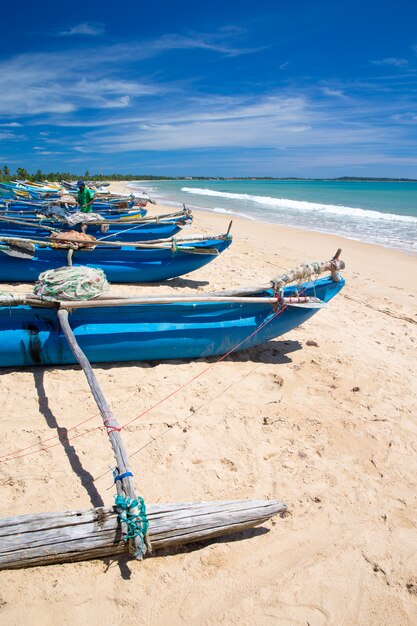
114, 471, 134, 482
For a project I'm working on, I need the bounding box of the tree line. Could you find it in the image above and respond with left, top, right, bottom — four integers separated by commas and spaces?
0, 167, 175, 182
2, 166, 416, 183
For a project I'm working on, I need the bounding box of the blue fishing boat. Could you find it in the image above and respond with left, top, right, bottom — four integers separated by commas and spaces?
0, 208, 193, 241
0, 183, 150, 214
0, 234, 232, 283
0, 256, 345, 368
0, 181, 61, 201
0, 204, 147, 219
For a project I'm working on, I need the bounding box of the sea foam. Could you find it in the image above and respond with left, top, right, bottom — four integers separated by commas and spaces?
181, 187, 417, 223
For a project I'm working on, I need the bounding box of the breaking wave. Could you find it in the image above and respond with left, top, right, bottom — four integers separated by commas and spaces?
181, 187, 417, 223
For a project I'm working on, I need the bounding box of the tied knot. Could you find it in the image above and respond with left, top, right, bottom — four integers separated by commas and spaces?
114, 493, 149, 559
103, 412, 121, 434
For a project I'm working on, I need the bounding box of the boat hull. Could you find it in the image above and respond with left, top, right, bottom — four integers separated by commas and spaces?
0, 216, 189, 241
0, 205, 147, 218
0, 238, 232, 283
0, 277, 345, 367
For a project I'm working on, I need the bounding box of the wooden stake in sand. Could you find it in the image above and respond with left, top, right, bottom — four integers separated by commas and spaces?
57, 309, 150, 559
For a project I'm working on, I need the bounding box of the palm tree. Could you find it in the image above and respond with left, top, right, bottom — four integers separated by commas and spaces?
16, 167, 29, 180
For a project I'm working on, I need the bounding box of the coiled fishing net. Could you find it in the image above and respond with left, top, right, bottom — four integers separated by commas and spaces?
33, 266, 109, 301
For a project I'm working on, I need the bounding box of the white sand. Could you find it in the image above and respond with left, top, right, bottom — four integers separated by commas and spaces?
0, 182, 416, 625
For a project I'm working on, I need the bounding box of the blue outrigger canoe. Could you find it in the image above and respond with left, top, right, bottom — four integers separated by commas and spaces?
0, 236, 232, 283
0, 259, 345, 368
0, 203, 147, 219
0, 208, 192, 242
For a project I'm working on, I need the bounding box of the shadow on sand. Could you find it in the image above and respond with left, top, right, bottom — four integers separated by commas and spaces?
32, 369, 104, 509
134, 276, 210, 289
103, 525, 270, 579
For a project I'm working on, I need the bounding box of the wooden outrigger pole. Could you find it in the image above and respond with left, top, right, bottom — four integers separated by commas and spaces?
57, 308, 150, 560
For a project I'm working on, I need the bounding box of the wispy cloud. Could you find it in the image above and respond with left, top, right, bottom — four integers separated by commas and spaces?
391, 112, 417, 124
150, 32, 262, 58
0, 30, 256, 119
321, 87, 348, 99
20, 76, 417, 166
0, 130, 18, 140
58, 22, 105, 37
0, 53, 163, 116
33, 150, 64, 155
69, 92, 393, 155
371, 57, 408, 67
0, 26, 416, 176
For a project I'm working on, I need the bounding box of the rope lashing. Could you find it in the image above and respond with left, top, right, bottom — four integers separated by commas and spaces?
114, 493, 149, 558
0, 291, 26, 306
271, 259, 338, 293
114, 471, 134, 482
103, 412, 121, 434
33, 266, 109, 301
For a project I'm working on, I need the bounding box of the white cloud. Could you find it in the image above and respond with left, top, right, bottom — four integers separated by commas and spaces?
392, 112, 417, 124
151, 33, 261, 58
0, 29, 264, 119
33, 150, 64, 155
74, 93, 386, 154
58, 23, 105, 37
321, 87, 348, 99
0, 52, 162, 116
371, 57, 408, 67
0, 121, 21, 127
0, 130, 18, 140
0, 31, 415, 174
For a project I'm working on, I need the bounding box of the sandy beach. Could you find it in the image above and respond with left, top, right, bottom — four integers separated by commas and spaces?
0, 182, 416, 625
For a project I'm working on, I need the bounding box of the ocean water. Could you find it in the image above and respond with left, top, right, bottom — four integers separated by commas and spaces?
129, 179, 417, 254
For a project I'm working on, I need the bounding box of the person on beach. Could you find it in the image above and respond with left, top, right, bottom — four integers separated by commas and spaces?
76, 180, 95, 213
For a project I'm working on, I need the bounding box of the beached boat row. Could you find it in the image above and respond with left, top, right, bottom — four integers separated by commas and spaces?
0, 180, 154, 212
0, 180, 231, 282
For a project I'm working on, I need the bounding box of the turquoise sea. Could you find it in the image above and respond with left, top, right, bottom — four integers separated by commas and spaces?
129, 179, 417, 254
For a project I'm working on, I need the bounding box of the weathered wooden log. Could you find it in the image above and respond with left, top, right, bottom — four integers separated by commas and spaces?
0, 499, 286, 570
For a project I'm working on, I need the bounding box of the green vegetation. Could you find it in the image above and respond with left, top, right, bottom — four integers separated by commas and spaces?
0, 166, 416, 183
0, 168, 176, 182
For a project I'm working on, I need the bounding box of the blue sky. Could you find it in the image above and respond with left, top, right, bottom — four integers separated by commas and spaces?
1, 0, 417, 177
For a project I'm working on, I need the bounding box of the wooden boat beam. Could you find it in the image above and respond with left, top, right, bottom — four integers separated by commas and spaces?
0, 499, 286, 570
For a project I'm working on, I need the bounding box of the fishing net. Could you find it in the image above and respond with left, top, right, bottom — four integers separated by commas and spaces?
50, 230, 96, 248
33, 266, 109, 301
